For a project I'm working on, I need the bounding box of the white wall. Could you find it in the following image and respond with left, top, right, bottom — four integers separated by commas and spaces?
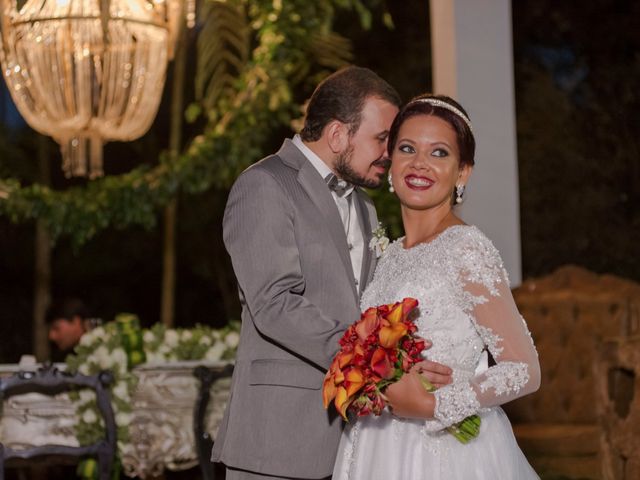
430, 0, 522, 286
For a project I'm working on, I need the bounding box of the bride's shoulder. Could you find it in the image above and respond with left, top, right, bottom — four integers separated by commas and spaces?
447, 225, 503, 269
440, 226, 506, 293
379, 225, 502, 267
449, 224, 494, 246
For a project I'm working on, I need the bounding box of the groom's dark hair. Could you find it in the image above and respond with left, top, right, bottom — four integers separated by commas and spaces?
300, 66, 401, 142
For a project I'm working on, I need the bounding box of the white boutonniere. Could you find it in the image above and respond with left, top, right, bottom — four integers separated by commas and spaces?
369, 222, 389, 258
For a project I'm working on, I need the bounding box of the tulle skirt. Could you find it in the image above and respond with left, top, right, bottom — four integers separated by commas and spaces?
332, 407, 539, 480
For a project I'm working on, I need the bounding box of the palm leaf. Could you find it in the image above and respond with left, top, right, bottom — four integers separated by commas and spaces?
309, 31, 353, 70
285, 31, 354, 87
195, 0, 249, 112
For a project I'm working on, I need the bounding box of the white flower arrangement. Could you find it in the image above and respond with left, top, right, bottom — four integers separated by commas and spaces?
142, 322, 239, 364
368, 222, 390, 258
66, 317, 240, 458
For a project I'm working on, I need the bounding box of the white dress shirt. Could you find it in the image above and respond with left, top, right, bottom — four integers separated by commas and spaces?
292, 135, 365, 293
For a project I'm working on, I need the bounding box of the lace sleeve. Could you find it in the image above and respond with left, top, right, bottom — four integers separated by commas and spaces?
433, 233, 540, 427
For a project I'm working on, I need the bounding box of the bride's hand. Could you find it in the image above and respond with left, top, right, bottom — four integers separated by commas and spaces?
383, 370, 436, 419
413, 359, 453, 389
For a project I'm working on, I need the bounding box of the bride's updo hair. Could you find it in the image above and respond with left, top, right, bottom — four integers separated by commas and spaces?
387, 94, 475, 168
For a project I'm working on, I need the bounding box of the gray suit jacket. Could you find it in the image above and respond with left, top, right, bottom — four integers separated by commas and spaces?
211, 139, 378, 478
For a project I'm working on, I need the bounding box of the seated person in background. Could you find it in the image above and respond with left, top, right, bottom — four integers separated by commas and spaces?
46, 298, 100, 357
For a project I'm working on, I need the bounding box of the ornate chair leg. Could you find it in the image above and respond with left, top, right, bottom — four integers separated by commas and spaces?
193, 364, 234, 480
0, 444, 5, 480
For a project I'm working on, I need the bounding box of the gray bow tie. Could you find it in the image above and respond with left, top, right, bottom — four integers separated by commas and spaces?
325, 173, 352, 197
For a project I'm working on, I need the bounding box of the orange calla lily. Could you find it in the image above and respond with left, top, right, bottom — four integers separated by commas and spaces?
402, 297, 419, 315
328, 356, 340, 372
379, 322, 408, 348
334, 386, 350, 419
370, 347, 394, 379
338, 351, 354, 369
384, 301, 404, 325
355, 307, 380, 340
354, 343, 366, 357
344, 367, 365, 397
322, 376, 337, 408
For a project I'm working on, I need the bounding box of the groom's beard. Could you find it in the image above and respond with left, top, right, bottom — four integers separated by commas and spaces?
335, 145, 391, 189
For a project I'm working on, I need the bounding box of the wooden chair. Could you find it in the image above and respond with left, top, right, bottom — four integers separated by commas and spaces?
594, 335, 640, 480
0, 364, 117, 480
193, 364, 234, 480
505, 266, 640, 479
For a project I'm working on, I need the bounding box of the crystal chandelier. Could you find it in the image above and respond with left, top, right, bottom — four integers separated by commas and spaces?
0, 0, 194, 178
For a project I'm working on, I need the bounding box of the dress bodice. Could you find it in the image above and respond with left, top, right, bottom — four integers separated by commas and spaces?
361, 225, 490, 376
360, 225, 540, 429
333, 226, 541, 480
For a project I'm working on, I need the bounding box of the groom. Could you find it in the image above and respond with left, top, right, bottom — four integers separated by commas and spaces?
213, 66, 450, 479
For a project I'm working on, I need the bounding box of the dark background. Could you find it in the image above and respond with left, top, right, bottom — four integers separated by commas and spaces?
1, 0, 638, 363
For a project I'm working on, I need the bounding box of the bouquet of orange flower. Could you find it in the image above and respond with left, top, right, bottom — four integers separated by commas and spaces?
322, 297, 426, 419
322, 297, 481, 444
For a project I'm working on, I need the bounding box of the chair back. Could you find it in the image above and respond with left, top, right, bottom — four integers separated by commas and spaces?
507, 266, 640, 424
595, 336, 640, 480
0, 364, 116, 480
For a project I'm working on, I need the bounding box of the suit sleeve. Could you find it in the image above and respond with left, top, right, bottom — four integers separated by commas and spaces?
223, 166, 345, 369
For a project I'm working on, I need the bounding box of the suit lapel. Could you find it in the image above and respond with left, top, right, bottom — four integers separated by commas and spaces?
278, 141, 359, 303
353, 189, 377, 292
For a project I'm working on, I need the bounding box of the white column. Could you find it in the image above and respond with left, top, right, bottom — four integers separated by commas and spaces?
430, 0, 522, 286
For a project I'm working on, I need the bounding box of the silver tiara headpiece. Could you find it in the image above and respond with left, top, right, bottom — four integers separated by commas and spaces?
409, 98, 473, 132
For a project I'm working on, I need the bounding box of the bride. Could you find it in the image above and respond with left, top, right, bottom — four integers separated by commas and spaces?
332, 94, 541, 479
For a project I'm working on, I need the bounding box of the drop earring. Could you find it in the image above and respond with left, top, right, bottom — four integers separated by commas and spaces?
388, 173, 394, 193
455, 184, 465, 204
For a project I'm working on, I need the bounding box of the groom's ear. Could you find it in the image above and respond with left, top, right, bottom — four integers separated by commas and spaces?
325, 120, 349, 154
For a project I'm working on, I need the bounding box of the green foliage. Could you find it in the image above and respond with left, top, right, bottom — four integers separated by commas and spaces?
144, 321, 240, 361
194, 1, 249, 114
0, 0, 380, 248
368, 186, 404, 240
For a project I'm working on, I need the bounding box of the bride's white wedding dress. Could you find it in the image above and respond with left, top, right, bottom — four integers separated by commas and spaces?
333, 225, 540, 479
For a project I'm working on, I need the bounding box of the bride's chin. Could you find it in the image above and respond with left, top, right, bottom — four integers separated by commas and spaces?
400, 202, 432, 212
